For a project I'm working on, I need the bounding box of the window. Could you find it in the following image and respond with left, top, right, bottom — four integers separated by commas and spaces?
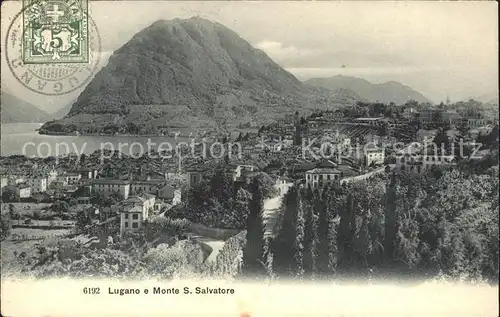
132, 222, 139, 228
132, 214, 139, 220
125, 214, 129, 219
327, 175, 331, 180
125, 222, 129, 228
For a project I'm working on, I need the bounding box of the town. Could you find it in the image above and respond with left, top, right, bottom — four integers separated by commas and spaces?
1, 98, 498, 281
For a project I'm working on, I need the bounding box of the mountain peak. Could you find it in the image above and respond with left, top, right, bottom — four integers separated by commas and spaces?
40, 18, 329, 134
305, 75, 431, 105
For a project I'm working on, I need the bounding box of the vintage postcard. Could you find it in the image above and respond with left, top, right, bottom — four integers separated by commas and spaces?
1, 1, 498, 316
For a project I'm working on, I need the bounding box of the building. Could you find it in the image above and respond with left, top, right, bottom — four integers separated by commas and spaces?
442, 110, 462, 127
395, 154, 425, 174
157, 184, 181, 205
353, 117, 384, 126
119, 193, 155, 236
17, 183, 31, 198
67, 172, 82, 185
305, 167, 341, 189
7, 173, 26, 186
274, 176, 293, 196
228, 164, 255, 182
364, 147, 385, 167
402, 107, 418, 121
418, 108, 444, 126
75, 168, 98, 179
56, 174, 69, 186
416, 129, 438, 144
92, 179, 130, 199
1, 177, 7, 189
26, 174, 48, 194
395, 151, 455, 173
130, 180, 164, 195
77, 197, 91, 205
47, 168, 58, 185
467, 118, 487, 129
186, 169, 204, 188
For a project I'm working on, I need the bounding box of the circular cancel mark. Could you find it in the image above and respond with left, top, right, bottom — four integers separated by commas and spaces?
4, 5, 102, 95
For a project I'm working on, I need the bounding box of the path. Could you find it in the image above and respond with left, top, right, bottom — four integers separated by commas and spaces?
263, 195, 284, 238
191, 236, 225, 263
191, 195, 284, 263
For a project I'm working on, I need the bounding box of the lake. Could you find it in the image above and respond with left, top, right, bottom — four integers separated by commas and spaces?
1, 123, 251, 158
0, 123, 184, 157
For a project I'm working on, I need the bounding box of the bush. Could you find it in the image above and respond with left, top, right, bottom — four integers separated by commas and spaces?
215, 230, 246, 277
1, 214, 12, 240
143, 217, 190, 242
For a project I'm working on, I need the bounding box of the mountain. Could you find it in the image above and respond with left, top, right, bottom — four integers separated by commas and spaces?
1, 91, 51, 123
40, 17, 356, 135
51, 102, 74, 119
464, 92, 499, 105
304, 75, 432, 105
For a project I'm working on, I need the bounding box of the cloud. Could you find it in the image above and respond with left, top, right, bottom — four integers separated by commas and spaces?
254, 40, 321, 64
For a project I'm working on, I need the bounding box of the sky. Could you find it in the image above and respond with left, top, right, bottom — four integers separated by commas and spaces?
1, 1, 498, 113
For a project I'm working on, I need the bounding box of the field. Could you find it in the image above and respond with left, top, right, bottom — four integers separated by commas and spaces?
1, 227, 72, 277
1, 202, 52, 214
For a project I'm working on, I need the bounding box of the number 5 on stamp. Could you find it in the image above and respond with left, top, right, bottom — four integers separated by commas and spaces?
22, 0, 89, 64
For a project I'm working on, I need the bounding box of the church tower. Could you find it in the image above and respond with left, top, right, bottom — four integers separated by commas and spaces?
294, 111, 301, 145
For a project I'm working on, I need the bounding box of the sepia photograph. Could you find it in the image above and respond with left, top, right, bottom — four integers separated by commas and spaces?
1, 1, 498, 316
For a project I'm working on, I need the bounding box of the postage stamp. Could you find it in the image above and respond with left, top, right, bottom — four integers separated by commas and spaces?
5, 2, 100, 95
22, 0, 89, 64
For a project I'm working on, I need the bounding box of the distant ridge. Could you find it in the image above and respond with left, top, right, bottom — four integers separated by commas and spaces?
1, 91, 51, 123
304, 75, 433, 105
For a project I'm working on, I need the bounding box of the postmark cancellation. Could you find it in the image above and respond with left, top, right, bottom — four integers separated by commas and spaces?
22, 0, 89, 64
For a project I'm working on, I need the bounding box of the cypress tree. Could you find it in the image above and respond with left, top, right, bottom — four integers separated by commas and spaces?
384, 174, 399, 266
272, 186, 298, 277
293, 195, 305, 277
327, 210, 338, 273
315, 188, 330, 275
241, 178, 266, 278
303, 201, 317, 277
338, 191, 356, 268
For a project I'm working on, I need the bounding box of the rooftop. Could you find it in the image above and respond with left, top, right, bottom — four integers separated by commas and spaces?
306, 167, 341, 174
354, 117, 384, 121
132, 179, 165, 185
123, 205, 143, 213
93, 179, 130, 185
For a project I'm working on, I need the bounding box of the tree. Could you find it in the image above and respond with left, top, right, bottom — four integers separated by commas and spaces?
384, 175, 398, 266
241, 178, 267, 278
8, 204, 20, 225
235, 132, 243, 142
292, 195, 305, 277
51, 200, 70, 216
338, 192, 356, 268
315, 189, 331, 275
76, 208, 92, 232
432, 128, 450, 151
303, 200, 317, 277
272, 186, 298, 277
1, 213, 12, 241
1, 186, 20, 202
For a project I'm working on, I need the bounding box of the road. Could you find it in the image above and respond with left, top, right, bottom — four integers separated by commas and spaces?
193, 195, 284, 263
262, 195, 283, 238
